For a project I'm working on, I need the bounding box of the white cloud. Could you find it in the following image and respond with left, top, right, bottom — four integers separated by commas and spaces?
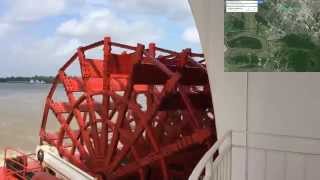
0, 0, 67, 41
0, 0, 201, 76
55, 38, 81, 56
5, 0, 66, 22
182, 26, 200, 44
0, 23, 11, 37
0, 37, 64, 76
86, 0, 191, 21
57, 9, 162, 44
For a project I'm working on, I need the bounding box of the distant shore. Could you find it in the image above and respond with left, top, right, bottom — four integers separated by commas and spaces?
0, 76, 54, 84
0, 81, 50, 84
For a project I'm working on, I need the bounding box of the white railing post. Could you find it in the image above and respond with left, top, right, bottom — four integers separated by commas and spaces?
190, 130, 320, 180
229, 132, 232, 180
189, 130, 232, 180
204, 161, 213, 180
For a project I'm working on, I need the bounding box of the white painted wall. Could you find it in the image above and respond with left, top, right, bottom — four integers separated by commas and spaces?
189, 0, 320, 179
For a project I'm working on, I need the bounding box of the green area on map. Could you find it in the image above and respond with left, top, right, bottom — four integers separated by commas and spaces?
224, 0, 320, 72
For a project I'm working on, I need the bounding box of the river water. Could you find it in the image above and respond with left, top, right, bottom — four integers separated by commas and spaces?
0, 82, 146, 163
0, 83, 59, 154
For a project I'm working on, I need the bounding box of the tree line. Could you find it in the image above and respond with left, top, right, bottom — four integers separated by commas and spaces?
0, 75, 54, 83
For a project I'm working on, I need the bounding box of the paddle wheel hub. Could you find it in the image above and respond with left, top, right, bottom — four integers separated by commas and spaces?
39, 37, 216, 179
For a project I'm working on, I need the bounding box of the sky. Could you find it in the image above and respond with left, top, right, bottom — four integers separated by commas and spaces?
0, 0, 201, 76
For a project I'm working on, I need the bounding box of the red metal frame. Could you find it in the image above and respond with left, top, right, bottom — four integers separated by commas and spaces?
40, 37, 216, 179
2, 148, 42, 179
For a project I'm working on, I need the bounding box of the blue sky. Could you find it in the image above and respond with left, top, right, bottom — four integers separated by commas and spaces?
0, 0, 201, 76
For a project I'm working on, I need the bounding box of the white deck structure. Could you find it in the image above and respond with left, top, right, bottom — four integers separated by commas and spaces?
189, 0, 320, 179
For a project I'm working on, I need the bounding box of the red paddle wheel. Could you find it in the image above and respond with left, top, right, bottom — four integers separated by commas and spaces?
39, 37, 216, 179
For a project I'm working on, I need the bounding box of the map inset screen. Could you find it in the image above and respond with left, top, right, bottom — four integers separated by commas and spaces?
224, 0, 320, 72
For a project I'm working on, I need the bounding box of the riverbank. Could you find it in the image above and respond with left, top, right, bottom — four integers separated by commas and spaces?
0, 76, 54, 84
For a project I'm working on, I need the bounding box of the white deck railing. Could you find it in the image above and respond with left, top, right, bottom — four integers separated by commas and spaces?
189, 130, 233, 180
189, 130, 320, 180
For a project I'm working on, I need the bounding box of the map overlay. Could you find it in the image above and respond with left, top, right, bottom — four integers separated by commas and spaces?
225, 0, 320, 72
